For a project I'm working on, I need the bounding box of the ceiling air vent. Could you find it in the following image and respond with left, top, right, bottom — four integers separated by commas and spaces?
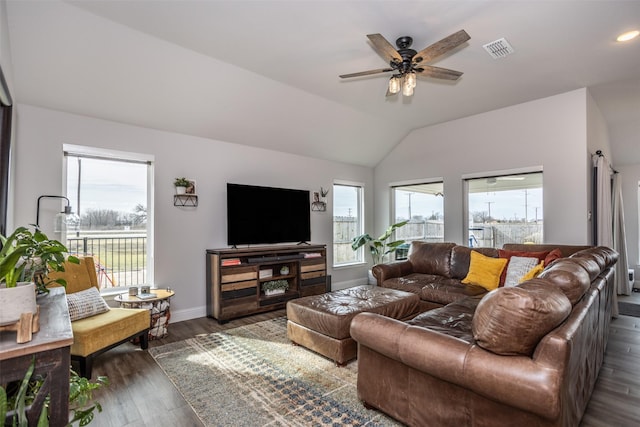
483, 38, 515, 59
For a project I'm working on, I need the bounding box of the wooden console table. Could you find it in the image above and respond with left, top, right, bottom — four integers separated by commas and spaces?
0, 287, 73, 426
206, 244, 329, 323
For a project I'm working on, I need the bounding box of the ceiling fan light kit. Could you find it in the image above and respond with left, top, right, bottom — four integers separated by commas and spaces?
402, 74, 415, 96
341, 29, 470, 97
388, 72, 417, 97
388, 75, 401, 94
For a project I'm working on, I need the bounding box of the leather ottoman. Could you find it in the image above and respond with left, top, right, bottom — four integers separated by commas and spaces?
286, 285, 420, 365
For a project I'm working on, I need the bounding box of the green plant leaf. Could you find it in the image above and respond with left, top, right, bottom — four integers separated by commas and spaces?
0, 386, 7, 426
351, 220, 408, 265
15, 358, 35, 427
261, 279, 289, 291
174, 177, 190, 187
386, 240, 406, 250
350, 234, 372, 251
1, 226, 77, 290
36, 405, 48, 427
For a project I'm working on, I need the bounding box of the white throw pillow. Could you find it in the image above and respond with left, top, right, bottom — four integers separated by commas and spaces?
503, 256, 540, 287
66, 287, 110, 321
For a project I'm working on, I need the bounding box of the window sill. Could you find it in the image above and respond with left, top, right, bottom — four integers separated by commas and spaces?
332, 261, 368, 270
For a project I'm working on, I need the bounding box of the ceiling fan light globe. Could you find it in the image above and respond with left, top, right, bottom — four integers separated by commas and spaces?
389, 76, 401, 94
405, 72, 417, 88
402, 80, 414, 96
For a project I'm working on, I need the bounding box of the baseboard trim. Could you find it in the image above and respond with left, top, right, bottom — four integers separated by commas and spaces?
171, 306, 207, 323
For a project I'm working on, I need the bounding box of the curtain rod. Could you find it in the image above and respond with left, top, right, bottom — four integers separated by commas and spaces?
594, 150, 618, 174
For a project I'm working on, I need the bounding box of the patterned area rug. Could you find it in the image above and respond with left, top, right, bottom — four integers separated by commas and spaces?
149, 317, 401, 426
619, 301, 640, 317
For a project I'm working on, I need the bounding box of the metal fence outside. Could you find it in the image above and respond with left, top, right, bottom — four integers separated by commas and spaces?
338, 218, 543, 261
65, 233, 147, 289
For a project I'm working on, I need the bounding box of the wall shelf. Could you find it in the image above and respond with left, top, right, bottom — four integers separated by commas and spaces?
311, 201, 326, 211
174, 194, 198, 207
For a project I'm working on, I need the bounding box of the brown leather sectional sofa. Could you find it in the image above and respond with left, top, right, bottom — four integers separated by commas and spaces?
351, 242, 618, 426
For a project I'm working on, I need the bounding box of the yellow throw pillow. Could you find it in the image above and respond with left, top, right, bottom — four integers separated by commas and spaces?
519, 261, 545, 283
461, 251, 508, 291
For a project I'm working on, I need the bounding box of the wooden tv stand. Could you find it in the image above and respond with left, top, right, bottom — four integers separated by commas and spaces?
206, 244, 329, 323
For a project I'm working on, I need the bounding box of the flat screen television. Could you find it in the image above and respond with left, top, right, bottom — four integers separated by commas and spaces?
227, 183, 311, 246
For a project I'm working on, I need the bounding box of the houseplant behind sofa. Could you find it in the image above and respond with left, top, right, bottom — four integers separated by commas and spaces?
352, 220, 408, 284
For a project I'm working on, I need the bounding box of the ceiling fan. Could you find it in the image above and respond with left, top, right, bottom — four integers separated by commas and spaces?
339, 30, 470, 97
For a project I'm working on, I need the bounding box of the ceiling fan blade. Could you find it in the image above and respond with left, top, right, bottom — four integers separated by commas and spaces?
339, 68, 394, 78
367, 33, 403, 63
415, 65, 463, 80
412, 29, 470, 64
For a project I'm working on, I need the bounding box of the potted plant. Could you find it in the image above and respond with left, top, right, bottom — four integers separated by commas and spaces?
262, 279, 289, 296
174, 177, 190, 194
351, 220, 409, 284
0, 226, 79, 326
0, 360, 108, 426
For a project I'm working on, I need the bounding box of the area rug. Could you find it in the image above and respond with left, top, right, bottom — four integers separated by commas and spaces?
619, 301, 640, 317
149, 317, 401, 426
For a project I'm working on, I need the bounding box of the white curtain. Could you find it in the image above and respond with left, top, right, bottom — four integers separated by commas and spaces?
593, 154, 618, 317
613, 173, 631, 295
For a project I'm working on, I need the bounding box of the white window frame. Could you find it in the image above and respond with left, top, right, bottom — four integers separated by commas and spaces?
63, 144, 154, 292
332, 180, 364, 267
390, 178, 445, 259
463, 166, 543, 248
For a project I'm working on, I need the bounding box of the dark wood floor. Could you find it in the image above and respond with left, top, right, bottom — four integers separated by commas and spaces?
87, 308, 640, 427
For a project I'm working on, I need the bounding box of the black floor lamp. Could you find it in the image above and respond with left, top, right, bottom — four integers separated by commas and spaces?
36, 195, 78, 231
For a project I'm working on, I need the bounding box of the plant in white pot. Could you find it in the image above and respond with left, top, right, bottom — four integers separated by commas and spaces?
0, 226, 79, 327
262, 279, 289, 296
174, 177, 190, 195
351, 220, 409, 285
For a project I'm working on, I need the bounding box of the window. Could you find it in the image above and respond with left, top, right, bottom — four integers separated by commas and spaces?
333, 182, 363, 266
465, 172, 543, 248
392, 182, 444, 259
64, 146, 153, 290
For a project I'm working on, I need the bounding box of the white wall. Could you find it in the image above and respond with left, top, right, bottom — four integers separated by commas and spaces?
0, 0, 15, 230
586, 89, 639, 289
0, 1, 13, 92
586, 90, 613, 245
12, 104, 373, 321
375, 89, 590, 245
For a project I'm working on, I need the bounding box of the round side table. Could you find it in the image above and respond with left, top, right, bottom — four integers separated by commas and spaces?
114, 289, 175, 340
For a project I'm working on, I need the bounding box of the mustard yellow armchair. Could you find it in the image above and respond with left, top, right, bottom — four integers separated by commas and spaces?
48, 256, 150, 378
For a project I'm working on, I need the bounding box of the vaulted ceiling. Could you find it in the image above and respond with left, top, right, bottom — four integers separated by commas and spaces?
5, 0, 640, 167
